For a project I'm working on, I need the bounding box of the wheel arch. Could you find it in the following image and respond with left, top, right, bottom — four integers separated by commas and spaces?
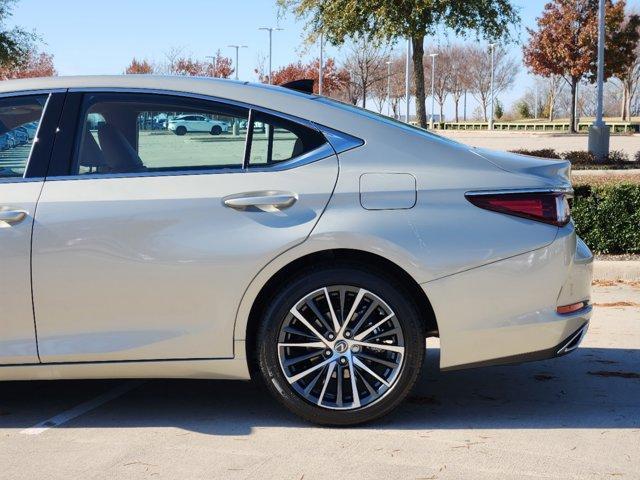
241, 248, 438, 377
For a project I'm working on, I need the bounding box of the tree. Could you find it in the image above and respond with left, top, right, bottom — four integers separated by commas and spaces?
0, 0, 36, 71
278, 0, 520, 128
257, 57, 348, 96
494, 99, 504, 119
166, 49, 234, 78
341, 38, 389, 108
617, 13, 640, 120
425, 45, 453, 122
0, 50, 55, 79
448, 45, 472, 122
125, 58, 154, 74
515, 100, 532, 119
524, 0, 639, 132
467, 44, 518, 121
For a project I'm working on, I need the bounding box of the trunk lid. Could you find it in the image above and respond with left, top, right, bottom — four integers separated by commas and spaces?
471, 148, 572, 189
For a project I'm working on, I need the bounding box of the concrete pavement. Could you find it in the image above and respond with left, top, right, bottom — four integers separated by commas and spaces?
1, 283, 639, 480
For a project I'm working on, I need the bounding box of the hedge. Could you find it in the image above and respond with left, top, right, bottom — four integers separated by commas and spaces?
509, 148, 638, 170
572, 183, 640, 254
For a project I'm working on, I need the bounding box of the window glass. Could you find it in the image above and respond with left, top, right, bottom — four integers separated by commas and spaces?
74, 93, 249, 175
0, 95, 47, 178
248, 112, 326, 167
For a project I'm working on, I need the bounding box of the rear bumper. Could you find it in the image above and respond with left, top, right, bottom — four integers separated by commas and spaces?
423, 224, 594, 370
441, 318, 590, 371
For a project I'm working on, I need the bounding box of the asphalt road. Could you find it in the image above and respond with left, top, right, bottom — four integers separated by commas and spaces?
1, 283, 638, 480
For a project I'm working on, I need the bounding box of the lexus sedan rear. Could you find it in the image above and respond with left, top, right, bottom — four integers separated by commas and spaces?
0, 75, 592, 425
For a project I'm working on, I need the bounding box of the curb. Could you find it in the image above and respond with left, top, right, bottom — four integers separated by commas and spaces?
593, 260, 640, 282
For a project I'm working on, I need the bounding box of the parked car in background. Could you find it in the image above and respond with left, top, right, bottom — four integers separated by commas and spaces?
168, 114, 229, 135
0, 76, 592, 426
11, 127, 29, 145
20, 121, 38, 139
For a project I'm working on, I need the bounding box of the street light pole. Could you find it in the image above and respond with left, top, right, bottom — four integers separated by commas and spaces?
429, 53, 438, 129
405, 38, 411, 123
534, 77, 539, 119
386, 60, 392, 117
489, 43, 496, 130
205, 55, 217, 77
588, 0, 609, 160
258, 26, 283, 84
228, 45, 247, 80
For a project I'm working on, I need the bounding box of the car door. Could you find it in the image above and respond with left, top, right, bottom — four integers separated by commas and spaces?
32, 91, 339, 363
0, 91, 64, 364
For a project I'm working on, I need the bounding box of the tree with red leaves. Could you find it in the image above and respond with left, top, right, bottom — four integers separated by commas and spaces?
125, 58, 154, 74
0, 50, 55, 80
257, 57, 348, 96
167, 50, 234, 78
524, 0, 639, 132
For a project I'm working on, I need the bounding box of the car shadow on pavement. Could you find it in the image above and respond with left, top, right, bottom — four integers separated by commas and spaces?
0, 346, 638, 435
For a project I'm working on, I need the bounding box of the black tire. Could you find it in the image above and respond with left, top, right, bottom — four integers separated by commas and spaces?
210, 125, 222, 135
257, 264, 425, 426
175, 126, 187, 136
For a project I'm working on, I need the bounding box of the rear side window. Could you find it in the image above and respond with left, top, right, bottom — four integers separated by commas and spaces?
73, 93, 249, 175
0, 95, 47, 178
248, 111, 326, 167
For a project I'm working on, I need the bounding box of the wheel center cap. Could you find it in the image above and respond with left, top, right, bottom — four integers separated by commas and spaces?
334, 340, 348, 354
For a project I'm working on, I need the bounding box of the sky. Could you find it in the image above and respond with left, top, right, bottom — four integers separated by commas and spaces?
8, 0, 640, 119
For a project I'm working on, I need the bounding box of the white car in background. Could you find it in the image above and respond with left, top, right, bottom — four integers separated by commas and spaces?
168, 114, 229, 135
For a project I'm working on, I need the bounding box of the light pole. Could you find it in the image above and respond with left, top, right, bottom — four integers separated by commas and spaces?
488, 43, 496, 130
386, 60, 392, 117
205, 55, 216, 77
318, 32, 324, 95
405, 38, 411, 123
588, 0, 609, 160
534, 77, 539, 119
429, 53, 438, 129
258, 26, 283, 84
228, 45, 247, 80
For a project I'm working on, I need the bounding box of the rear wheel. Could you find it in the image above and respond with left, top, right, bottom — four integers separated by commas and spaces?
257, 266, 424, 425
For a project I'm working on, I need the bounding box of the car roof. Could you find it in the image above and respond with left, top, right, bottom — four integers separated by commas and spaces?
0, 75, 373, 137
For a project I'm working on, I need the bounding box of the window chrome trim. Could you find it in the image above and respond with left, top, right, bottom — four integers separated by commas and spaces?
43, 143, 336, 181
0, 176, 44, 184
0, 88, 66, 98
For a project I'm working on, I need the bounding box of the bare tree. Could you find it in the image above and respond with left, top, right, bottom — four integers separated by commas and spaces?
341, 38, 389, 108
447, 45, 472, 122
618, 39, 639, 120
467, 45, 519, 121
424, 45, 453, 122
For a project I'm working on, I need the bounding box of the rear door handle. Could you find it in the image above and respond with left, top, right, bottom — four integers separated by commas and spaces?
0, 208, 28, 224
223, 191, 298, 210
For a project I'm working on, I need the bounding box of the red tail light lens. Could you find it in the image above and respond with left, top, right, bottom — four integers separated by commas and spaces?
466, 191, 570, 226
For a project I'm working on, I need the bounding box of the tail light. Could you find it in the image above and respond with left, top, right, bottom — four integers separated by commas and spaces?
466, 190, 571, 226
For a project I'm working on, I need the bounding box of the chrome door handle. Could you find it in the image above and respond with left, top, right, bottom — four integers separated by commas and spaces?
223, 191, 298, 210
0, 208, 28, 224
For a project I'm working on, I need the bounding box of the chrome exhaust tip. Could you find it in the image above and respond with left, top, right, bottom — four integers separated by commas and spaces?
557, 322, 589, 355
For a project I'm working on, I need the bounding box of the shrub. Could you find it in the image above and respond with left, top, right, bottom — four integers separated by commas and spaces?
561, 150, 596, 165
572, 183, 640, 254
635, 151, 640, 162
509, 148, 561, 159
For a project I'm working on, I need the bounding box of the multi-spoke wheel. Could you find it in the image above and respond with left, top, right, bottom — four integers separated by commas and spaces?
257, 266, 425, 425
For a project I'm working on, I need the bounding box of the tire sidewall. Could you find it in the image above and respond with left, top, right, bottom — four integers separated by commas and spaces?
257, 266, 424, 426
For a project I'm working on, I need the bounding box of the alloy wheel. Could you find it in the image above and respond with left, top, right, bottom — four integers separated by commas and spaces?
277, 285, 405, 410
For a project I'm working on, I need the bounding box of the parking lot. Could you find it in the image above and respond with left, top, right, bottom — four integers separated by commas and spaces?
1, 282, 638, 480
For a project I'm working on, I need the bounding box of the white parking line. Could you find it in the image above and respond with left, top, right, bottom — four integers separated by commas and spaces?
20, 381, 144, 435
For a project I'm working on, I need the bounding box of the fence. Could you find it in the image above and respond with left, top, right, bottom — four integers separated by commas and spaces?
427, 121, 640, 133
